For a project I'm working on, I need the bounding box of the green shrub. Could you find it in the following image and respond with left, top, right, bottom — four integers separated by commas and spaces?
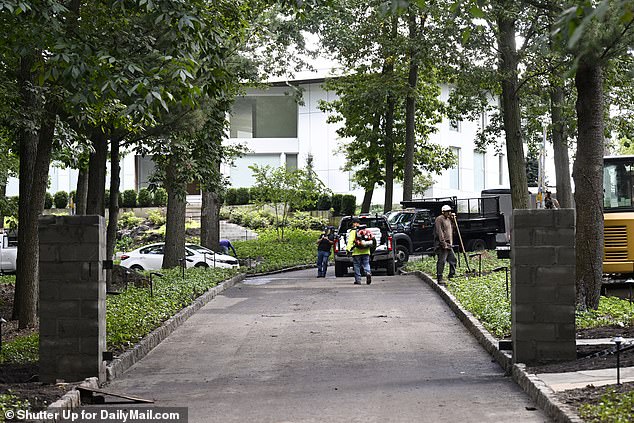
287, 211, 328, 230
153, 188, 168, 206
0, 275, 15, 285
118, 211, 143, 229
53, 191, 68, 209
316, 194, 331, 211
576, 296, 634, 329
236, 187, 250, 205
331, 194, 343, 216
137, 188, 153, 207
340, 194, 356, 216
0, 393, 31, 415
225, 188, 237, 205
121, 189, 137, 208
44, 192, 53, 209
242, 209, 274, 229
218, 207, 231, 220
147, 209, 166, 226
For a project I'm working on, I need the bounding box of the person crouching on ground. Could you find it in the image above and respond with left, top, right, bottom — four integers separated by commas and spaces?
346, 218, 372, 285
316, 226, 335, 277
219, 239, 237, 257
435, 205, 457, 284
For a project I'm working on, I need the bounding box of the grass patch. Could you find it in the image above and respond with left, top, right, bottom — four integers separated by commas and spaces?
0, 275, 15, 285
579, 387, 634, 422
406, 252, 634, 338
234, 228, 319, 273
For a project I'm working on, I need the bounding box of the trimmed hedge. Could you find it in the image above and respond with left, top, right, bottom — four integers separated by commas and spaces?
44, 192, 53, 209
121, 189, 137, 208
138, 188, 153, 207
53, 191, 68, 209
153, 188, 168, 206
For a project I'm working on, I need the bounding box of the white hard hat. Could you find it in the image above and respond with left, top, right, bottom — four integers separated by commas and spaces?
441, 205, 452, 212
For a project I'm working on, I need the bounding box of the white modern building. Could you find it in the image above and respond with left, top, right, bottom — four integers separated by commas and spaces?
7, 76, 560, 207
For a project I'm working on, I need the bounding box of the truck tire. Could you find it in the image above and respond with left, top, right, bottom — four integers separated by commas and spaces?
386, 259, 396, 276
335, 262, 347, 277
467, 238, 487, 252
395, 244, 410, 266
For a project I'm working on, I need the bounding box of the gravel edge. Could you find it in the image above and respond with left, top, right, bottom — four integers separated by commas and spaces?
409, 270, 584, 423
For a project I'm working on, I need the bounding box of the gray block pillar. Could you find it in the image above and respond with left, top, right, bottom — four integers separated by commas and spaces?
39, 215, 106, 383
511, 209, 576, 365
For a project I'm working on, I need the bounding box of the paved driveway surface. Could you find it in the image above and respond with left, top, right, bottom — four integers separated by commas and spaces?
94, 269, 549, 422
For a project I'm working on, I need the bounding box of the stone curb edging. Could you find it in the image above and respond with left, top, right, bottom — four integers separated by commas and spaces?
409, 270, 584, 423
245, 264, 315, 278
105, 273, 246, 381
41, 377, 99, 423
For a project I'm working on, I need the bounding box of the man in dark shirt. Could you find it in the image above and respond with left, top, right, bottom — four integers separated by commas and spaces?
316, 226, 335, 278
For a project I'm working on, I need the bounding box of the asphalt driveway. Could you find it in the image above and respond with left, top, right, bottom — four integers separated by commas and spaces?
92, 268, 549, 422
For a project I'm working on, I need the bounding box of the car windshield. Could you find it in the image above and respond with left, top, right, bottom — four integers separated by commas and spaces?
187, 244, 215, 254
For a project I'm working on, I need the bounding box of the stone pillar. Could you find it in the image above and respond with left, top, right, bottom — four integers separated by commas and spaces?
39, 215, 106, 383
511, 209, 576, 365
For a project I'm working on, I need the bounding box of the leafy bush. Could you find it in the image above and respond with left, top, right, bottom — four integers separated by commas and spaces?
340, 194, 356, 216
0, 393, 31, 416
147, 209, 166, 226
576, 296, 634, 329
236, 187, 250, 205
44, 192, 53, 209
106, 267, 237, 352
218, 207, 231, 220
0, 334, 39, 364
121, 189, 138, 208
137, 189, 153, 207
53, 191, 68, 209
287, 211, 328, 230
331, 194, 343, 216
241, 209, 274, 229
225, 188, 238, 205
316, 194, 331, 211
118, 211, 143, 229
153, 188, 168, 206
115, 236, 135, 253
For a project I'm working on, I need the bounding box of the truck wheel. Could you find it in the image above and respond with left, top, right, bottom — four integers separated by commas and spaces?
386, 259, 396, 276
335, 262, 347, 277
395, 245, 410, 266
468, 238, 487, 251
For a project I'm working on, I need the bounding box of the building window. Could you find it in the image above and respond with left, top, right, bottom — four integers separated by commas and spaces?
449, 147, 460, 189
230, 154, 281, 187
449, 118, 461, 132
498, 154, 505, 185
474, 151, 485, 192
286, 153, 298, 171
230, 96, 298, 138
480, 111, 488, 129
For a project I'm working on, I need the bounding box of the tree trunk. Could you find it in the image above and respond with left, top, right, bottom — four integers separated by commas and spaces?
497, 11, 529, 210
15, 97, 56, 328
550, 85, 573, 208
200, 189, 220, 251
162, 158, 186, 269
0, 183, 5, 229
573, 61, 605, 310
360, 187, 374, 213
105, 137, 120, 292
383, 95, 396, 213
86, 128, 107, 216
403, 9, 419, 202
75, 166, 89, 215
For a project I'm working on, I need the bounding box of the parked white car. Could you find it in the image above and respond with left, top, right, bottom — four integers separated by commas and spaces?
119, 243, 239, 271
0, 233, 17, 274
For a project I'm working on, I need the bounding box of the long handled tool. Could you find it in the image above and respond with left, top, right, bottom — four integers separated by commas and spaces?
452, 213, 473, 273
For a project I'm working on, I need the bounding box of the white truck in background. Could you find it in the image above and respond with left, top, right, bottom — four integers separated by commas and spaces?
0, 232, 17, 274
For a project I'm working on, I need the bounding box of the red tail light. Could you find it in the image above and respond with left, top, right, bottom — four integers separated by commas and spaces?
120, 254, 129, 260
334, 238, 339, 253
387, 236, 393, 251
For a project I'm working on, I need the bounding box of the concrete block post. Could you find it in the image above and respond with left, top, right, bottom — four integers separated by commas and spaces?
39, 215, 106, 383
511, 209, 576, 365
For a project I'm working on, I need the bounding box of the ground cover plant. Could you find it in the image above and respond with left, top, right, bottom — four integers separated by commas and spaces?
234, 228, 320, 274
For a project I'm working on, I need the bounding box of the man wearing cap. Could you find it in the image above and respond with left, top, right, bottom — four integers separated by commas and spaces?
346, 217, 372, 285
434, 205, 457, 283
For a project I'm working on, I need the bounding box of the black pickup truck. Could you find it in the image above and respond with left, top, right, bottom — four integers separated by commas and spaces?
390, 196, 506, 265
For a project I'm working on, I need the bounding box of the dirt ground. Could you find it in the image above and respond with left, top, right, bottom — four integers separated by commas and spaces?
2, 283, 634, 416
